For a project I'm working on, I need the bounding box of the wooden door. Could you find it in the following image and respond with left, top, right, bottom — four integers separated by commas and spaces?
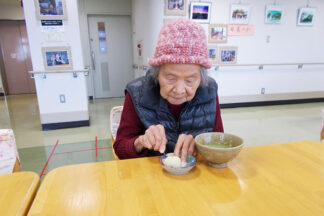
0, 20, 35, 94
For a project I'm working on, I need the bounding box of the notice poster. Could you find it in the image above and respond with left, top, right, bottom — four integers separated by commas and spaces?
227, 24, 254, 36
41, 20, 64, 32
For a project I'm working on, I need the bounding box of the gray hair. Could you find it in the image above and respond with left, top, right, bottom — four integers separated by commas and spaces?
149, 66, 209, 86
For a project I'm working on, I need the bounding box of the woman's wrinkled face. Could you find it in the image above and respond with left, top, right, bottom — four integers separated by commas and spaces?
158, 64, 201, 105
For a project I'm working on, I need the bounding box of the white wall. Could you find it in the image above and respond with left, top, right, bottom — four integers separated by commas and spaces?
78, 0, 132, 96
132, 0, 324, 103
0, 3, 24, 20
23, 0, 88, 124
132, 0, 163, 78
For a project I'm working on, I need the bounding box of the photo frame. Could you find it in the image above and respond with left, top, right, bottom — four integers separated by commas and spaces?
165, 0, 187, 16
42, 46, 73, 71
218, 46, 238, 65
297, 7, 316, 26
34, 0, 68, 20
265, 5, 283, 24
190, 2, 212, 24
230, 4, 251, 24
209, 24, 227, 43
207, 46, 218, 64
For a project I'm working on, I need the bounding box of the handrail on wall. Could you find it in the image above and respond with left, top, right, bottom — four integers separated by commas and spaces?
133, 62, 324, 72
28, 67, 89, 79
133, 64, 149, 71
213, 62, 324, 70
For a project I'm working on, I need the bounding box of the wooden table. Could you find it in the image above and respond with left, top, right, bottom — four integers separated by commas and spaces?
28, 141, 324, 216
0, 171, 40, 216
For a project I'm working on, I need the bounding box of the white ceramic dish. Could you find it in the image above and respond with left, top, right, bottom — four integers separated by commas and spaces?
160, 153, 196, 175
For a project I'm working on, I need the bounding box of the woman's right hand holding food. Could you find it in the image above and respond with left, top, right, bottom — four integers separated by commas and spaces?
134, 124, 167, 153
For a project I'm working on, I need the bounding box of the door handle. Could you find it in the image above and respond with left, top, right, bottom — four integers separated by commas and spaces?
91, 51, 96, 70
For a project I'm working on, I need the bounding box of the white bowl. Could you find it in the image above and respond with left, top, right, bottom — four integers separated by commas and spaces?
160, 153, 196, 175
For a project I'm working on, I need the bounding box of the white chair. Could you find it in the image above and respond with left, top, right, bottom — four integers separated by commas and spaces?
0, 129, 20, 174
110, 106, 123, 159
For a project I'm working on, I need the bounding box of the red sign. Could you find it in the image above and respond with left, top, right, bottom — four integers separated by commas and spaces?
228, 24, 254, 36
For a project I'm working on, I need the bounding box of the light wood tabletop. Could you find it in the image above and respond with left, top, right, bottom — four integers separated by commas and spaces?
28, 141, 324, 216
0, 171, 40, 216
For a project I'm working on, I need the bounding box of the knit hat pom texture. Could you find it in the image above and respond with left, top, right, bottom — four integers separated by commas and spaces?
149, 19, 211, 69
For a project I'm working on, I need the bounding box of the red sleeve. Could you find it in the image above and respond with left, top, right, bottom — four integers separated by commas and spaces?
213, 96, 224, 132
114, 93, 147, 159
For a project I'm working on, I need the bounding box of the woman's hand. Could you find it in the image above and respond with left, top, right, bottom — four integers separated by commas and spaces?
134, 125, 167, 153
174, 134, 197, 162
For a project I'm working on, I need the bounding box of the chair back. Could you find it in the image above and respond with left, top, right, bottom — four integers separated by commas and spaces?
0, 129, 20, 174
110, 106, 123, 159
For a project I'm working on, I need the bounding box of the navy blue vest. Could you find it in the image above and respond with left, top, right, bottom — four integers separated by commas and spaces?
126, 72, 218, 155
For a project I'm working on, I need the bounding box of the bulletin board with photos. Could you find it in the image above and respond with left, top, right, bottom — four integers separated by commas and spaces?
165, 0, 187, 16
189, 2, 212, 24
34, 0, 68, 20
42, 46, 73, 71
162, 1, 321, 66
218, 47, 238, 65
208, 46, 218, 65
209, 24, 227, 43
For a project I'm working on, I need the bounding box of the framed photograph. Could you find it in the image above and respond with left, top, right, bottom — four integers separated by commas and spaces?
34, 0, 67, 20
42, 46, 73, 71
165, 0, 187, 16
218, 46, 238, 65
209, 24, 227, 43
230, 4, 251, 24
208, 46, 217, 64
190, 2, 212, 24
297, 7, 316, 26
265, 5, 283, 24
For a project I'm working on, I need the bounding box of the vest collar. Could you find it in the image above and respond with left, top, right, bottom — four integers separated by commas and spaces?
190, 80, 216, 106
139, 73, 216, 110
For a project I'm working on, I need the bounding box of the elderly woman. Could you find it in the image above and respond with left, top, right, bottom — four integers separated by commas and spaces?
114, 19, 224, 161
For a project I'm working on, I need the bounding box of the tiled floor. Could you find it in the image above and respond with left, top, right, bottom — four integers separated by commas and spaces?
18, 139, 115, 175
1, 94, 123, 148
1, 94, 323, 176
222, 102, 324, 145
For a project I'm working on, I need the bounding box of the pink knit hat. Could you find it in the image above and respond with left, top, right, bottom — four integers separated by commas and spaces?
149, 19, 211, 69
